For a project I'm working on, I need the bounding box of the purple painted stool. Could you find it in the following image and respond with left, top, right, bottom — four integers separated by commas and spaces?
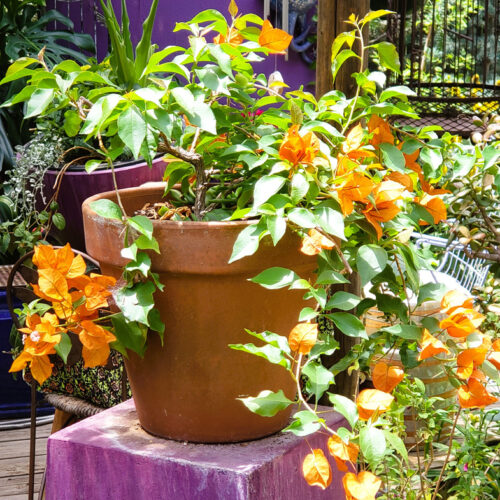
45, 399, 348, 500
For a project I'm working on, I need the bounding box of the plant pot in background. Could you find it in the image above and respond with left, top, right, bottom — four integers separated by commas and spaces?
42, 156, 165, 251
82, 185, 317, 443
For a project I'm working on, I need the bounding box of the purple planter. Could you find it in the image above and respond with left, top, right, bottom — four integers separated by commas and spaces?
43, 157, 165, 251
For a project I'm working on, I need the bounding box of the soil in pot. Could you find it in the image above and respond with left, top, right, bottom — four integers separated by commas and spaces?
82, 185, 317, 443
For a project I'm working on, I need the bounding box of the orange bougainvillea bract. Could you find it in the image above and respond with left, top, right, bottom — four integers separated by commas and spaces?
300, 228, 335, 256
356, 389, 394, 421
367, 115, 394, 147
458, 377, 498, 409
342, 471, 382, 500
9, 243, 118, 382
289, 323, 318, 354
302, 449, 332, 489
415, 195, 447, 225
372, 361, 404, 393
258, 19, 293, 53
439, 307, 485, 338
327, 434, 359, 472
213, 28, 243, 46
441, 290, 474, 315
362, 180, 405, 239
418, 329, 450, 361
337, 172, 374, 216
279, 125, 319, 168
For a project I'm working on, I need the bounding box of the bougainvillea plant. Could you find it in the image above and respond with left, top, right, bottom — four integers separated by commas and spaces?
5, 2, 500, 498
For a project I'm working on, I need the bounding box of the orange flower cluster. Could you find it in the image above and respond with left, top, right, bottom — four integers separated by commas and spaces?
279, 125, 320, 171
417, 290, 498, 409
9, 244, 117, 384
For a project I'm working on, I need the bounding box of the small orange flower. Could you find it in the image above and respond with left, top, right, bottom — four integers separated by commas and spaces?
258, 19, 293, 53
279, 125, 319, 168
327, 434, 359, 472
458, 378, 498, 409
415, 195, 447, 225
302, 449, 332, 489
337, 172, 374, 216
372, 361, 404, 392
300, 228, 335, 256
356, 389, 394, 421
418, 329, 450, 360
385, 171, 413, 191
441, 290, 474, 315
439, 308, 485, 338
288, 323, 318, 354
77, 320, 117, 368
342, 471, 382, 500
341, 124, 376, 160
367, 115, 394, 146
213, 28, 243, 46
362, 181, 405, 239
9, 313, 62, 385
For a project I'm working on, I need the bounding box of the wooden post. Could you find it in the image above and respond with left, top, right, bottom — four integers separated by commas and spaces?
316, 0, 369, 400
316, 0, 370, 99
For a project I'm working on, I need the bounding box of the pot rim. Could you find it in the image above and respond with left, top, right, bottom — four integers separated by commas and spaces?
82, 185, 256, 229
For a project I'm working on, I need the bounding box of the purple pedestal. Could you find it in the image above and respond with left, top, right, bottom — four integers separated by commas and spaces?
46, 399, 348, 500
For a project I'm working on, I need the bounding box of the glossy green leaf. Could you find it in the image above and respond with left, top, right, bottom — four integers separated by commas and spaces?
54, 332, 72, 363
328, 393, 358, 428
90, 199, 123, 220
111, 313, 147, 356
253, 175, 286, 208
357, 245, 388, 286
375, 42, 400, 74
117, 106, 147, 158
238, 390, 293, 417
360, 426, 386, 468
326, 291, 361, 311
283, 410, 323, 436
326, 312, 368, 339
250, 267, 299, 289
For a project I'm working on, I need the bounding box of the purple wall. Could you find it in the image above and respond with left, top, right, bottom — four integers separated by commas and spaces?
51, 0, 315, 92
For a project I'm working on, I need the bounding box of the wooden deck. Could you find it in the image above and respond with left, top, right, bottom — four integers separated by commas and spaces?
0, 423, 51, 499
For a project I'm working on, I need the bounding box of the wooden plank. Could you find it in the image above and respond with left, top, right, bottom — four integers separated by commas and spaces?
0, 424, 51, 443
0, 472, 43, 497
0, 454, 46, 479
0, 438, 48, 459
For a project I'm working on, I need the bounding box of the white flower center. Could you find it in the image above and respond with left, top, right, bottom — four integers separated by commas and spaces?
30, 330, 40, 342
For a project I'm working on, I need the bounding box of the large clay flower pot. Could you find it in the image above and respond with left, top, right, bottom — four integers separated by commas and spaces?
42, 157, 165, 251
82, 185, 316, 443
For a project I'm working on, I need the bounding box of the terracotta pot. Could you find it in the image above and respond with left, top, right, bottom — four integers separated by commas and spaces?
82, 186, 316, 443
42, 156, 165, 251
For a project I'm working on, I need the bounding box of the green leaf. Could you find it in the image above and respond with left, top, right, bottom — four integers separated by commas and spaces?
331, 31, 356, 61
299, 307, 318, 321
283, 410, 323, 436
316, 270, 349, 285
326, 312, 368, 339
326, 291, 361, 311
381, 324, 422, 340
356, 245, 388, 286
482, 360, 500, 383
328, 393, 358, 428
229, 343, 290, 369
483, 145, 500, 169
452, 153, 475, 179
128, 215, 154, 240
117, 106, 147, 159
25, 88, 55, 118
115, 281, 156, 326
5, 57, 39, 77
303, 362, 335, 400
125, 252, 151, 277
383, 430, 408, 463
309, 335, 339, 359
287, 207, 317, 228
360, 426, 386, 468
238, 390, 293, 417
375, 42, 400, 74
361, 10, 394, 25
314, 206, 345, 240
54, 332, 72, 363
63, 110, 82, 137
379, 85, 416, 102
52, 213, 66, 231
379, 143, 406, 171
90, 199, 123, 220
111, 313, 147, 356
171, 87, 216, 134
417, 282, 446, 306
332, 49, 360, 83
253, 175, 286, 208
266, 215, 286, 246
250, 267, 299, 289
290, 173, 309, 204
229, 222, 265, 263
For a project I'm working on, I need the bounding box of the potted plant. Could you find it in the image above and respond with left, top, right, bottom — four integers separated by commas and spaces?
5, 2, 500, 496
0, 0, 166, 250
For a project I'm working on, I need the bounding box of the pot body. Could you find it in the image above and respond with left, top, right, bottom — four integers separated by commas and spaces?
43, 157, 165, 251
82, 186, 316, 443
